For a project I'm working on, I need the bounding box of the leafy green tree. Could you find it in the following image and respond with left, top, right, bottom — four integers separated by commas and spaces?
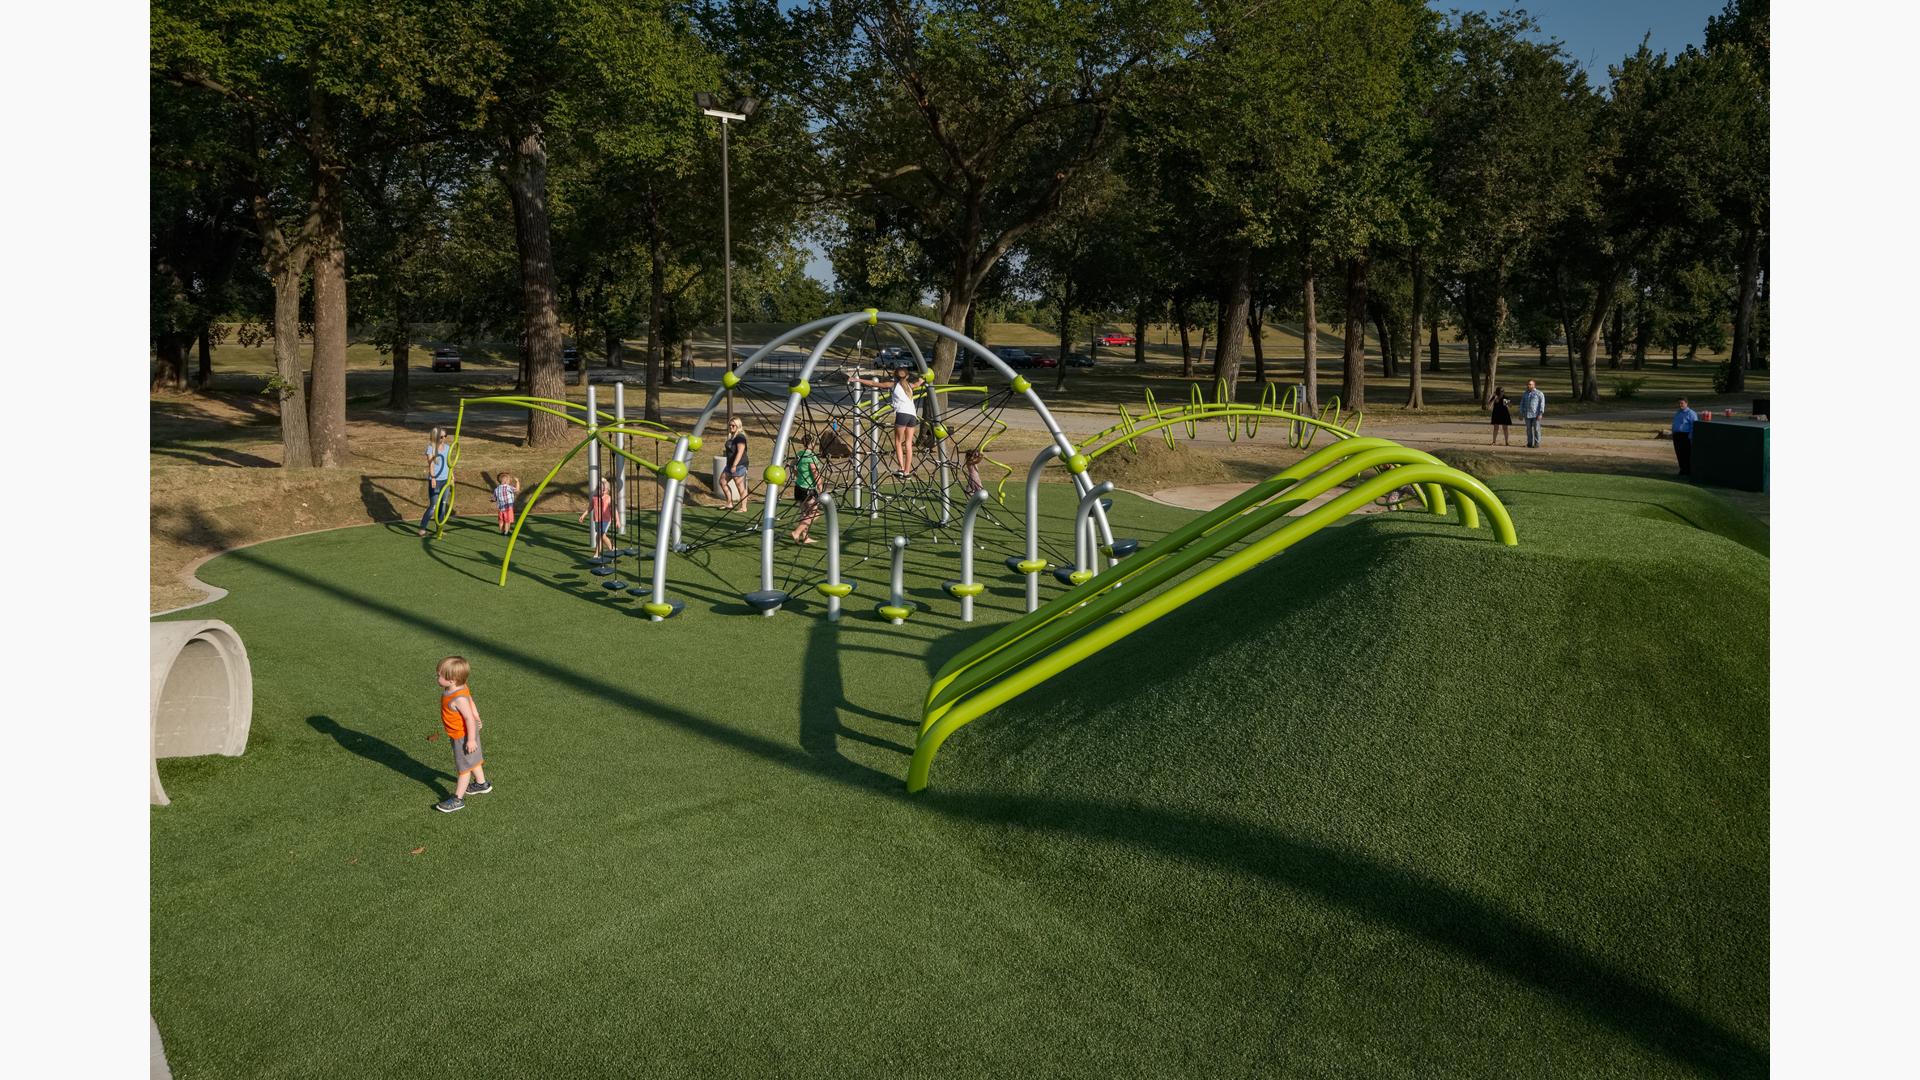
1430, 11, 1590, 407
795, 0, 1192, 382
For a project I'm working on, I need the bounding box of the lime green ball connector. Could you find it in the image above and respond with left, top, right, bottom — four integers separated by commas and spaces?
1067, 453, 1090, 475
687, 436, 703, 452
721, 370, 740, 389
933, 423, 949, 440
1011, 375, 1031, 393
764, 465, 788, 486
663, 460, 688, 481
793, 380, 811, 399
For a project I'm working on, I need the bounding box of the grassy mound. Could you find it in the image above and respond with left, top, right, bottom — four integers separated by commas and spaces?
931, 474, 1768, 1077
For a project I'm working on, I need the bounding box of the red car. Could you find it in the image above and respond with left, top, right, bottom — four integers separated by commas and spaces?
1097, 334, 1135, 347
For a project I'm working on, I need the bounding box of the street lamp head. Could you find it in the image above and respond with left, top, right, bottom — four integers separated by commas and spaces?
733, 97, 760, 118
693, 91, 719, 111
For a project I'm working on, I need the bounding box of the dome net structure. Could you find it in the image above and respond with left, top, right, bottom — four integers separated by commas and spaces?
641, 311, 1115, 620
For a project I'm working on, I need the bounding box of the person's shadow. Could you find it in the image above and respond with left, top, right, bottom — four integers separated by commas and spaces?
308, 715, 453, 798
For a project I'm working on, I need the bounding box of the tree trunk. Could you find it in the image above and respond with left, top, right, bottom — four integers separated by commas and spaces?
1340, 255, 1368, 411
1213, 246, 1253, 400
268, 257, 314, 468
1133, 304, 1148, 365
1632, 305, 1652, 371
308, 149, 350, 467
502, 125, 567, 445
1726, 221, 1760, 393
1301, 271, 1319, 411
1465, 316, 1483, 405
1537, 340, 1549, 367
1606, 302, 1624, 370
933, 280, 973, 384
1405, 249, 1424, 409
388, 322, 411, 409
1485, 291, 1507, 409
1175, 291, 1194, 377
195, 325, 214, 390
1054, 279, 1072, 391
606, 327, 621, 367
1576, 276, 1614, 402
1672, 341, 1680, 367
960, 297, 977, 383
154, 334, 191, 390
1428, 314, 1441, 375
1371, 303, 1396, 381
1249, 296, 1267, 385
644, 201, 666, 422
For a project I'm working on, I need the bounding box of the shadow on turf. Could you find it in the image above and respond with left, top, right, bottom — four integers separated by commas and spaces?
217, 529, 1762, 1079
307, 715, 453, 798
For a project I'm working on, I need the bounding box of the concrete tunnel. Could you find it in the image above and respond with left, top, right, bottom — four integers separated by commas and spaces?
150, 620, 252, 806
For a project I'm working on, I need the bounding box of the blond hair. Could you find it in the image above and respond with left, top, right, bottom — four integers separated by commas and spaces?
437, 656, 471, 686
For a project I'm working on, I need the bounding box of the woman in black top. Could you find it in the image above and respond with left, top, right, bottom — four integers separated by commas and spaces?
1488, 387, 1513, 446
722, 417, 750, 511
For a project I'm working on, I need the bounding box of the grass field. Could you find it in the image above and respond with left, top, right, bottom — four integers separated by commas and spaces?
152, 473, 1766, 1079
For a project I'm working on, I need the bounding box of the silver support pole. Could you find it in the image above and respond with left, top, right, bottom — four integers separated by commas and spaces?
867, 381, 880, 519
852, 377, 865, 512
761, 311, 871, 603
1074, 482, 1116, 580
1024, 445, 1062, 612
649, 436, 689, 620
887, 536, 908, 625
821, 494, 844, 621
614, 383, 626, 536
958, 490, 989, 622
586, 384, 600, 552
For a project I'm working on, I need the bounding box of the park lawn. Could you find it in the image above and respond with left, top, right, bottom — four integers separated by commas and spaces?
152, 474, 1766, 1079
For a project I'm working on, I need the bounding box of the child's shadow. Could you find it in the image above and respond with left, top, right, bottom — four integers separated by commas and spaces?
308, 715, 452, 798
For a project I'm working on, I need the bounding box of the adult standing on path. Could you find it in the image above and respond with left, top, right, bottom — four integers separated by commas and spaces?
1520, 380, 1546, 449
1671, 397, 1699, 477
419, 427, 451, 537
1488, 386, 1513, 446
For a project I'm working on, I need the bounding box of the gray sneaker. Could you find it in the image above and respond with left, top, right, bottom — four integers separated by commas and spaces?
466, 781, 493, 796
433, 797, 465, 813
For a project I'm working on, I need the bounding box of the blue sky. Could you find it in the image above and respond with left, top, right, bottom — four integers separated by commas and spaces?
799, 1, 1726, 283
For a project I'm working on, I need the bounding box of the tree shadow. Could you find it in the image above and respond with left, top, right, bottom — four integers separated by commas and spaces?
307, 714, 451, 798
358, 476, 404, 523
221, 541, 1763, 1078
151, 444, 279, 468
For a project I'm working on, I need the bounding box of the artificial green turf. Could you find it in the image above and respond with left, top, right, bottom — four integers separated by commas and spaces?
153, 475, 1767, 1079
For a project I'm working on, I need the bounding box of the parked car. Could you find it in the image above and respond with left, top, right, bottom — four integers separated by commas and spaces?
990, 346, 1034, 368
1063, 351, 1096, 368
1096, 333, 1135, 347
562, 346, 581, 371
431, 347, 461, 373
874, 346, 914, 371
1032, 353, 1058, 369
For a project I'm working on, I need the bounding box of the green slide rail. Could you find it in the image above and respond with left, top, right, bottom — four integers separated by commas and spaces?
905, 437, 1518, 792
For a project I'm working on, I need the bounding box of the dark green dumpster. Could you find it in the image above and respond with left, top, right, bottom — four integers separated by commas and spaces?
1692, 418, 1769, 492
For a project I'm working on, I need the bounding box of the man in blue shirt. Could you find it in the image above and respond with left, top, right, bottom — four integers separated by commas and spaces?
1520, 379, 1546, 448
1671, 397, 1699, 477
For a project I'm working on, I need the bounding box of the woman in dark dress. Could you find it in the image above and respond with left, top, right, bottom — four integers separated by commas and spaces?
1489, 387, 1513, 446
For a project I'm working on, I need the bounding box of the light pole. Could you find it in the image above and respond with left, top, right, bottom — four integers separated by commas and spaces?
696, 92, 759, 421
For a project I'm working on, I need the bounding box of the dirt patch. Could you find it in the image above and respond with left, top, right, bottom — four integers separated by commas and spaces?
1427, 448, 1534, 479
1088, 438, 1239, 491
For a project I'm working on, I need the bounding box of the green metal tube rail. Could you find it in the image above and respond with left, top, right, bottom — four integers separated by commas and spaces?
923, 436, 1418, 706
922, 442, 1477, 731
906, 452, 1516, 792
